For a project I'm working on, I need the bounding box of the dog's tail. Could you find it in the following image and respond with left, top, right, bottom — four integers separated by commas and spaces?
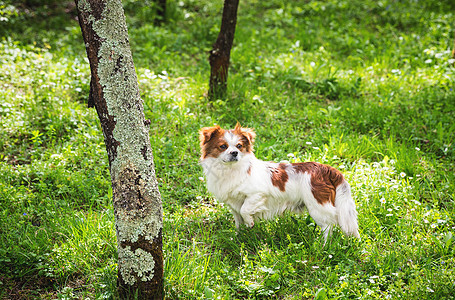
335, 181, 360, 238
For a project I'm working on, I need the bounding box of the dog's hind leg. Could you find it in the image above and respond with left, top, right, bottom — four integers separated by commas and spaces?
321, 224, 333, 244
305, 202, 337, 243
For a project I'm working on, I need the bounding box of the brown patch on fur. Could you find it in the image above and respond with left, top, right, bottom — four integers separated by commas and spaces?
269, 163, 289, 191
292, 162, 344, 205
199, 126, 226, 159
247, 164, 252, 175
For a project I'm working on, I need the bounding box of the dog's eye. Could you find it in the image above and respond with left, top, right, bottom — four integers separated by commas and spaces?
220, 144, 228, 150
236, 144, 242, 149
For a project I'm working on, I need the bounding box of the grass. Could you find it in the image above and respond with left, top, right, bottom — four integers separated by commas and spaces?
0, 0, 454, 298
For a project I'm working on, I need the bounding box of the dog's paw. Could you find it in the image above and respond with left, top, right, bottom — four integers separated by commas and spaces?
242, 215, 254, 228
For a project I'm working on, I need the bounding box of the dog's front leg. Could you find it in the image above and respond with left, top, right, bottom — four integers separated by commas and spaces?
240, 194, 266, 228
231, 210, 244, 229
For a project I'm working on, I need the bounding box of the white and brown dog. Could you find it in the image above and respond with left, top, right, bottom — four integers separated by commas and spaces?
199, 124, 360, 241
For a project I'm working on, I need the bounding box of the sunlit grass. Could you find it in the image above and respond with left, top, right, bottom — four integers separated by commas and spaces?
0, 0, 454, 298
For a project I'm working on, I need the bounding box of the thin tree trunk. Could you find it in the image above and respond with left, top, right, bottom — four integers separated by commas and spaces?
452, 31, 455, 59
154, 0, 166, 26
208, 0, 239, 100
75, 0, 164, 298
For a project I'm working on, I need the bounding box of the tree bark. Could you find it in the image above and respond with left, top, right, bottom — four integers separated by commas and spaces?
75, 0, 164, 299
208, 0, 239, 100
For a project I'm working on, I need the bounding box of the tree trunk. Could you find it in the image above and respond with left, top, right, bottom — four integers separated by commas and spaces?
154, 0, 166, 26
208, 0, 239, 100
74, 0, 164, 299
452, 31, 455, 59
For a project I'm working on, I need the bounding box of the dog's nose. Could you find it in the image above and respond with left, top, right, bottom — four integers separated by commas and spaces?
231, 151, 238, 157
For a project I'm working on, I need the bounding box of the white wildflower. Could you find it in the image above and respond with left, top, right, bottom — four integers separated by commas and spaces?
413, 200, 421, 205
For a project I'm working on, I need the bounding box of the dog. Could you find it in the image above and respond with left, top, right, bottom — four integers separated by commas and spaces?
199, 123, 360, 241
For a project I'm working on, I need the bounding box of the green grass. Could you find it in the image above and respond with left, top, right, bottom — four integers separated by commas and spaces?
0, 0, 454, 298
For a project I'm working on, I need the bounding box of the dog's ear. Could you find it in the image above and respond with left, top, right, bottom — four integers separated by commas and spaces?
234, 122, 256, 147
243, 127, 256, 145
199, 126, 222, 145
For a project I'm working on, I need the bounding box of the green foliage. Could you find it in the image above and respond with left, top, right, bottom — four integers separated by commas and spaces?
1, 0, 454, 298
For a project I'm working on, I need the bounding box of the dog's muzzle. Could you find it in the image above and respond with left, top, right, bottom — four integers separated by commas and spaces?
227, 150, 239, 162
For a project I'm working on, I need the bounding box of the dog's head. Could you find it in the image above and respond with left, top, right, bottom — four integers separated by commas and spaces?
199, 123, 256, 163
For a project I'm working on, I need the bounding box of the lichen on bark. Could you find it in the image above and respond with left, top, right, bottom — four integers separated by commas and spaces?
92, 0, 152, 180
118, 246, 156, 285
76, 0, 91, 13
113, 164, 161, 244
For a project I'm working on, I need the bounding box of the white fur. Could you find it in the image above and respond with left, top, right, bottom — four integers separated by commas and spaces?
335, 182, 360, 237
200, 148, 360, 241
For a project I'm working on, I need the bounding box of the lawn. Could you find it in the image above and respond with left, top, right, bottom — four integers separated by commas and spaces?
0, 0, 454, 299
